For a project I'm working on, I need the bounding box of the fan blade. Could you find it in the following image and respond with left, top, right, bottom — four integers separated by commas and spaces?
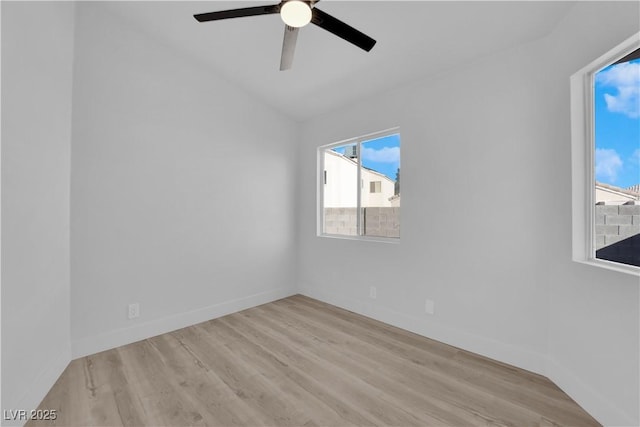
280, 25, 299, 71
194, 5, 279, 22
311, 7, 376, 52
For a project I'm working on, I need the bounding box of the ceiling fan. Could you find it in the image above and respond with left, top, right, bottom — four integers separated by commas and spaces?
193, 0, 376, 71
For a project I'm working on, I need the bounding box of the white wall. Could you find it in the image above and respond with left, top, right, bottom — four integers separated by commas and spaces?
296, 2, 639, 426
544, 3, 639, 425
1, 2, 75, 424
70, 3, 298, 357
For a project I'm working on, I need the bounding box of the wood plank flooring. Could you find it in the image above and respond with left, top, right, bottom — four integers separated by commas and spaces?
28, 295, 600, 426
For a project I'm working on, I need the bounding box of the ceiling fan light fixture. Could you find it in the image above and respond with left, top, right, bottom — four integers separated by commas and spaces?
280, 0, 312, 27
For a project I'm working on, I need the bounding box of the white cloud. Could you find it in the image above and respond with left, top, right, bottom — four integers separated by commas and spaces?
361, 146, 400, 163
630, 148, 640, 165
596, 61, 640, 118
595, 148, 623, 183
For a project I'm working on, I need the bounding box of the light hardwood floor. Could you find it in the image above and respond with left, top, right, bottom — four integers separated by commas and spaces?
28, 295, 600, 426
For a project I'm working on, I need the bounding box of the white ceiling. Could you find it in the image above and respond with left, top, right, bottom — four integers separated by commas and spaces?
101, 1, 574, 121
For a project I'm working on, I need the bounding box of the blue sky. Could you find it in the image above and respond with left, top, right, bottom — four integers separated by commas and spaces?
332, 134, 401, 180
594, 58, 640, 189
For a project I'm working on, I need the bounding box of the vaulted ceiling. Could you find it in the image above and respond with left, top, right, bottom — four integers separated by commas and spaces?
100, 1, 574, 121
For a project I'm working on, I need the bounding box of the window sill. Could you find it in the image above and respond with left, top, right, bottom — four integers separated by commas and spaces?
574, 258, 640, 277
318, 233, 400, 244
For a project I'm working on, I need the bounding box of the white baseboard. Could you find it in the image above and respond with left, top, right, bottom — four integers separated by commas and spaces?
297, 285, 547, 376
71, 287, 296, 359
545, 358, 637, 427
38, 284, 637, 427
3, 348, 70, 427
298, 285, 639, 427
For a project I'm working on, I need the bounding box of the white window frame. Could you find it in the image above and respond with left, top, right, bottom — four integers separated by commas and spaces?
570, 32, 640, 276
317, 127, 400, 243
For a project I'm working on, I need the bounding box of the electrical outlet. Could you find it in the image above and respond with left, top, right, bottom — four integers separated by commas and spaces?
369, 286, 377, 299
424, 299, 435, 315
128, 303, 140, 319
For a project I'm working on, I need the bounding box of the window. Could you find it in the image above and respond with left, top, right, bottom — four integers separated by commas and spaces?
319, 128, 400, 240
571, 33, 640, 274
